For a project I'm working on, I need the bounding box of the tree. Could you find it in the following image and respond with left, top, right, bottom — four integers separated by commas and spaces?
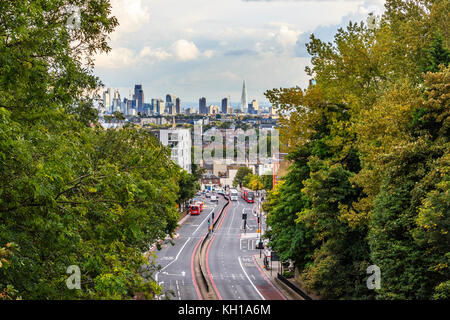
233, 167, 253, 187
0, 1, 184, 300
263, 0, 449, 299
262, 174, 273, 191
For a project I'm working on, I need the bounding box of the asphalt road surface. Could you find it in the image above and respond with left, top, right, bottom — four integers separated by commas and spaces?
153, 194, 286, 300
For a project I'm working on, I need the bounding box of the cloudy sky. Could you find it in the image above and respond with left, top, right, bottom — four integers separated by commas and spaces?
93, 0, 385, 106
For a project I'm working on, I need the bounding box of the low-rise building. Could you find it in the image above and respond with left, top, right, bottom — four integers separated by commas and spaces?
158, 128, 192, 173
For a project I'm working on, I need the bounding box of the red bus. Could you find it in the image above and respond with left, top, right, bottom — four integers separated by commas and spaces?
241, 188, 255, 203
190, 204, 201, 215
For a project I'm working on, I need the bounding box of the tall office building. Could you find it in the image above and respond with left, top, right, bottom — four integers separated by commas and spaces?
241, 80, 248, 114
102, 88, 112, 113
199, 97, 207, 114
112, 89, 121, 113
157, 99, 164, 115
166, 94, 177, 114
133, 85, 144, 113
221, 97, 229, 114
151, 99, 158, 115
175, 97, 181, 114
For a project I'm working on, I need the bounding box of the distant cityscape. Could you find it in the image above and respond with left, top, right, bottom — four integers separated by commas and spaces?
98, 80, 277, 117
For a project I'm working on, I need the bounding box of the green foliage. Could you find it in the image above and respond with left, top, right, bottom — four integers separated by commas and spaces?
264, 0, 449, 300
233, 167, 253, 187
0, 1, 185, 300
0, 111, 180, 299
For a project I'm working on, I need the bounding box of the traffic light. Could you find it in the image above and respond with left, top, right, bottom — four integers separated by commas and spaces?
242, 213, 247, 220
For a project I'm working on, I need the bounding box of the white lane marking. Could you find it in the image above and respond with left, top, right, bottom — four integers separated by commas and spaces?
193, 205, 217, 235
238, 256, 265, 300
155, 237, 191, 282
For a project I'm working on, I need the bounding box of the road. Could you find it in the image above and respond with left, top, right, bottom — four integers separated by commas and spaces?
153, 194, 285, 300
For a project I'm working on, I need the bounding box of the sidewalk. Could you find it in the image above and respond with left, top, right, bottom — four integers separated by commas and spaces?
252, 254, 305, 300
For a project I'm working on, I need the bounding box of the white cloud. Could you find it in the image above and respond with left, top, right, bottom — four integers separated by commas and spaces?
110, 0, 150, 35
95, 40, 213, 67
255, 24, 302, 56
171, 39, 201, 61
139, 46, 171, 61
94, 47, 136, 69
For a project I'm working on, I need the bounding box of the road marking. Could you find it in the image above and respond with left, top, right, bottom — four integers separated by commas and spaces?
238, 256, 265, 300
159, 256, 174, 261
193, 205, 217, 235
155, 237, 191, 282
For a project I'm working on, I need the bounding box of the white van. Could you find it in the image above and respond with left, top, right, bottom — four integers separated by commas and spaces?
230, 189, 238, 201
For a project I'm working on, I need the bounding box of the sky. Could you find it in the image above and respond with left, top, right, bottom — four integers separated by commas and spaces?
93, 0, 386, 106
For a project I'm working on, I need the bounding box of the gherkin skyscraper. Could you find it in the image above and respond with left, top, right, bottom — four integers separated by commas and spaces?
241, 80, 248, 114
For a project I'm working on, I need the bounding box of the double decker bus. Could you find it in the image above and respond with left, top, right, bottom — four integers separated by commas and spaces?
241, 187, 255, 203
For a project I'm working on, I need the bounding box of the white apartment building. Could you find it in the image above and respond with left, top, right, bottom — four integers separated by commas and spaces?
159, 128, 192, 173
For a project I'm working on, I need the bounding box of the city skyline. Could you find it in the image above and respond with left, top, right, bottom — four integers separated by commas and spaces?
101, 79, 272, 112
93, 0, 385, 103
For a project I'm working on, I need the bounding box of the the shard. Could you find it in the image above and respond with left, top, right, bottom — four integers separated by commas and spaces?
241, 80, 248, 114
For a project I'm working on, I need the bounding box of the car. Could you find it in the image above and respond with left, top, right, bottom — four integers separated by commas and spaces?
211, 194, 218, 202
205, 193, 211, 198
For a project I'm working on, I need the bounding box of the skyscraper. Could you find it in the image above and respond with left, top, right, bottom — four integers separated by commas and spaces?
221, 97, 229, 114
176, 97, 181, 114
134, 85, 144, 113
157, 99, 164, 115
102, 88, 112, 113
112, 89, 121, 113
166, 94, 177, 114
241, 80, 248, 114
199, 97, 207, 114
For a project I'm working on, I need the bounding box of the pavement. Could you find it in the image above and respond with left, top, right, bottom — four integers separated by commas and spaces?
252, 255, 305, 300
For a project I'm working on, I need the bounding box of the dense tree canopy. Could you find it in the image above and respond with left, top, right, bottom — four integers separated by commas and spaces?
0, 1, 192, 299
233, 167, 254, 187
264, 0, 449, 299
